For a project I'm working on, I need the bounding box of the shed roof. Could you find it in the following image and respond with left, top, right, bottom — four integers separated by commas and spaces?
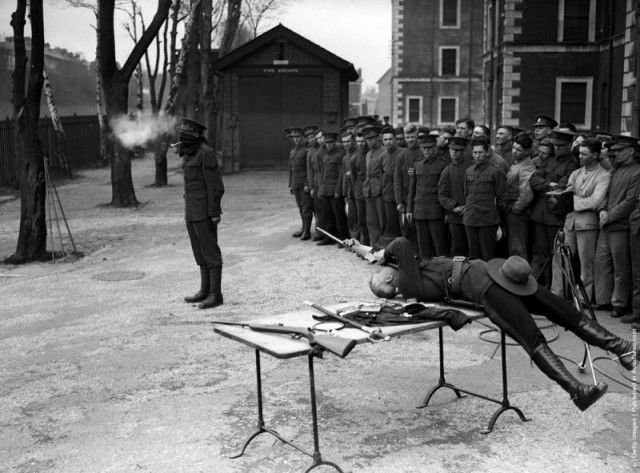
213, 23, 359, 81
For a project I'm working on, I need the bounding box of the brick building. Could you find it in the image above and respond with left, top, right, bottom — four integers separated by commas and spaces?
483, 0, 636, 134
391, 0, 484, 127
213, 24, 358, 171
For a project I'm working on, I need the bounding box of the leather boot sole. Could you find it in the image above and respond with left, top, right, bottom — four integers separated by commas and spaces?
572, 382, 608, 411
199, 294, 224, 309
184, 291, 208, 303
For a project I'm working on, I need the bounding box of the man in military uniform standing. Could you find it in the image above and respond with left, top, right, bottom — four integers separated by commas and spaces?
288, 128, 312, 240
381, 126, 405, 242
362, 125, 387, 247
494, 125, 516, 167
318, 132, 348, 242
438, 135, 470, 256
351, 131, 370, 244
407, 134, 449, 258
180, 118, 225, 310
532, 115, 558, 155
395, 124, 420, 248
341, 130, 359, 239
304, 126, 322, 241
464, 136, 507, 261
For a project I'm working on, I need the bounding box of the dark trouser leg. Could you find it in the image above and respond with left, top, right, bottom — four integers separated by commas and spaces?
608, 230, 631, 310
292, 189, 305, 237
531, 223, 559, 287
347, 196, 359, 239
414, 219, 433, 259
312, 192, 323, 239
192, 219, 222, 267
301, 190, 313, 238
321, 196, 338, 238
385, 237, 423, 296
506, 212, 530, 259
477, 225, 498, 261
427, 218, 449, 256
356, 198, 369, 245
449, 222, 468, 256
366, 196, 385, 248
331, 196, 349, 239
594, 229, 613, 305
383, 200, 402, 239
466, 226, 481, 260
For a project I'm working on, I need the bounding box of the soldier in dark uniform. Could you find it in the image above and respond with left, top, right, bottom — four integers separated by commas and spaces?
381, 126, 405, 243
434, 125, 455, 164
180, 118, 225, 310
341, 131, 359, 239
494, 125, 515, 167
532, 114, 558, 155
395, 126, 407, 148
288, 127, 312, 240
304, 126, 322, 241
394, 124, 420, 248
438, 135, 470, 256
407, 134, 449, 258
463, 136, 507, 261
351, 132, 370, 244
362, 125, 388, 247
318, 132, 348, 242
357, 236, 639, 411
529, 129, 579, 288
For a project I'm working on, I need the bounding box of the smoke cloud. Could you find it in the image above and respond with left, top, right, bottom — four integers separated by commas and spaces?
110, 113, 178, 149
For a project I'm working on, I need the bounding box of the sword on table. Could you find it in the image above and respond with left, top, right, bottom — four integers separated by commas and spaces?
316, 227, 377, 263
304, 301, 391, 343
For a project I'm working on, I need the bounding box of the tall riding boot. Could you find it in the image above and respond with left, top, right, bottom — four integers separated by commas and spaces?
199, 266, 223, 309
531, 342, 608, 411
574, 317, 639, 371
184, 267, 209, 303
301, 217, 312, 240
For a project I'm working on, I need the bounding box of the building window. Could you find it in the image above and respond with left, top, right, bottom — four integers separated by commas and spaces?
440, 47, 459, 76
440, 0, 460, 29
406, 96, 423, 124
555, 77, 593, 129
559, 0, 595, 42
439, 97, 457, 124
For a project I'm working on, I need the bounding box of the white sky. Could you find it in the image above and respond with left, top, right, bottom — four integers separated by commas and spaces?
0, 0, 391, 88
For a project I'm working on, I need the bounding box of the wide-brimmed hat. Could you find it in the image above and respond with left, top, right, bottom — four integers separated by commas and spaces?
487, 256, 538, 296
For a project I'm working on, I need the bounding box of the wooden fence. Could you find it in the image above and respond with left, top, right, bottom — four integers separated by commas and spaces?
0, 115, 102, 188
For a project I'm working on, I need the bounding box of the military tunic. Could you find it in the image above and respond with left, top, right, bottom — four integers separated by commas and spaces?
183, 143, 224, 268
438, 160, 468, 256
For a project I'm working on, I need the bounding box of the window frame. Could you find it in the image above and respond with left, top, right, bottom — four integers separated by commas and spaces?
405, 95, 424, 124
554, 76, 593, 129
438, 96, 458, 126
558, 0, 595, 42
440, 0, 461, 29
439, 46, 460, 76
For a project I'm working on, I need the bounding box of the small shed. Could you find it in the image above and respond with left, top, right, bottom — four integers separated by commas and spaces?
213, 24, 359, 171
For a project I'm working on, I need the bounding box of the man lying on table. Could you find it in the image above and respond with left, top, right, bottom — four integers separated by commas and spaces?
346, 236, 639, 411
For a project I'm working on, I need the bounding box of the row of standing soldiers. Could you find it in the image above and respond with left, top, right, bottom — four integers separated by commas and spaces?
287, 115, 640, 326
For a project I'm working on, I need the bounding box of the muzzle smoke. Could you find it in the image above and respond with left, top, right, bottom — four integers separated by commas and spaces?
110, 113, 177, 149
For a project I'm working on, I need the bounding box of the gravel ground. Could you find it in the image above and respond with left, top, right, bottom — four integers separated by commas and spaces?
0, 154, 638, 473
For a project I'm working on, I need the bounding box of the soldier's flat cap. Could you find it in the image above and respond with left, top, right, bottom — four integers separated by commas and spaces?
303, 125, 319, 137
394, 127, 405, 135
418, 126, 431, 137
533, 115, 558, 129
342, 117, 357, 127
381, 125, 395, 135
449, 136, 470, 149
610, 134, 640, 151
179, 117, 206, 132
324, 132, 339, 142
288, 127, 303, 137
356, 116, 377, 127
362, 125, 382, 139
549, 129, 578, 144
418, 134, 437, 146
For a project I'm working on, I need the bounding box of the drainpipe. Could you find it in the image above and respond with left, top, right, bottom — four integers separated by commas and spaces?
468, 0, 474, 117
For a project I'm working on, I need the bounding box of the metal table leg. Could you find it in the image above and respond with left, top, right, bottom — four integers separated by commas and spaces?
418, 328, 530, 433
230, 349, 344, 472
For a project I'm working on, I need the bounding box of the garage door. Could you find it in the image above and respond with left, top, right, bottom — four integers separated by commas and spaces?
238, 74, 323, 168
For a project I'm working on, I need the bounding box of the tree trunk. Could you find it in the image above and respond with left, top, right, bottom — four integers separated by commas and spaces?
8, 0, 47, 263
43, 69, 71, 177
104, 80, 138, 207
97, 0, 171, 207
201, 0, 214, 143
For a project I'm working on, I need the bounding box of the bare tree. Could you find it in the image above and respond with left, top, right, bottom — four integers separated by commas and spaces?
43, 69, 71, 176
241, 0, 284, 39
97, 0, 172, 207
8, 0, 47, 263
123, 0, 144, 116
